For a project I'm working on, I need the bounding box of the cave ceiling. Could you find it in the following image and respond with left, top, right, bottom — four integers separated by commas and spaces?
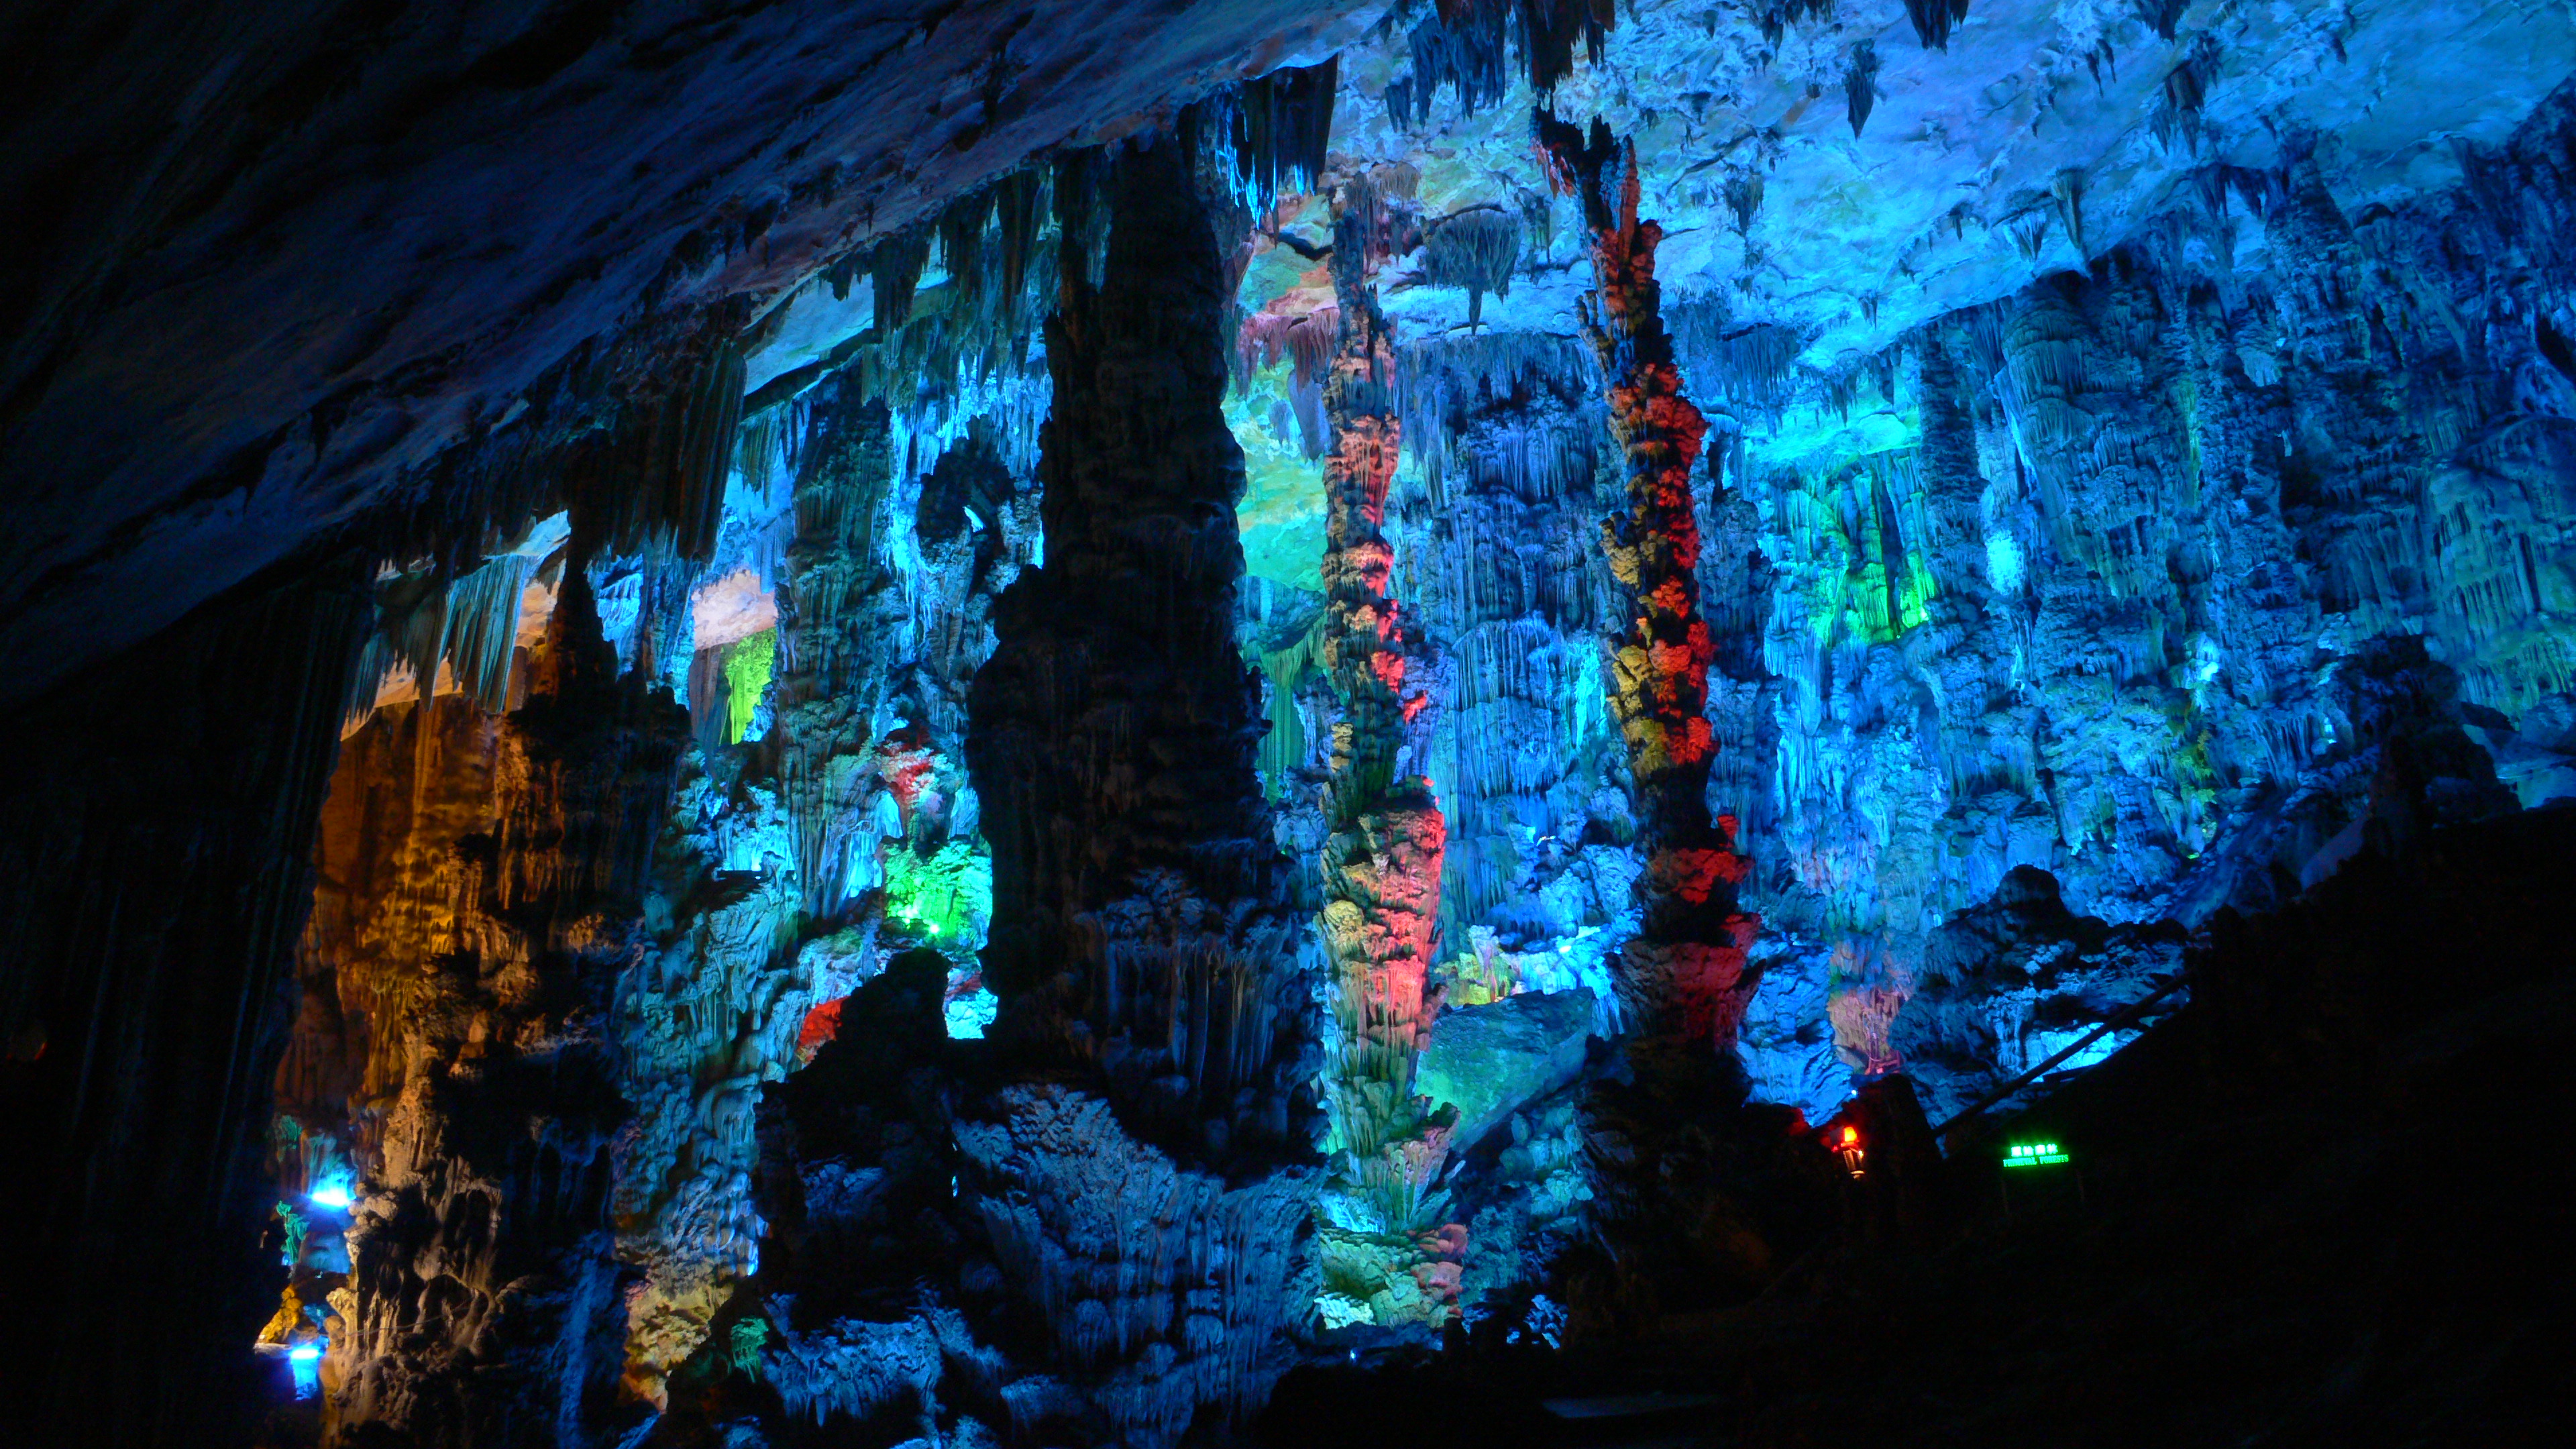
0, 0, 1381, 708
9, 1, 2567, 703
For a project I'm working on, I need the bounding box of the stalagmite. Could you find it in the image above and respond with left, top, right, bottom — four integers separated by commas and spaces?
303, 566, 689, 1443
1845, 40, 1882, 139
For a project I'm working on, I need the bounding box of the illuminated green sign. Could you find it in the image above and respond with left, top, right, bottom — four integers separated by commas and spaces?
2002, 1141, 2070, 1167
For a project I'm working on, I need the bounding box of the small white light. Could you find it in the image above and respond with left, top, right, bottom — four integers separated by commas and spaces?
288, 1344, 323, 1364
309, 1182, 354, 1210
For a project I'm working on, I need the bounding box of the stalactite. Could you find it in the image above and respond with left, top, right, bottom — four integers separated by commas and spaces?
2137, 0, 2190, 42
1238, 305, 1343, 395
2151, 34, 2224, 152
566, 327, 750, 568
442, 551, 539, 714
1221, 57, 1339, 205
1845, 40, 1882, 139
1400, 5, 1511, 125
1395, 331, 1602, 503
342, 566, 450, 726
2053, 167, 2090, 260
1755, 0, 1836, 48
790, 178, 1060, 508
869, 226, 931, 331
1723, 172, 1765, 233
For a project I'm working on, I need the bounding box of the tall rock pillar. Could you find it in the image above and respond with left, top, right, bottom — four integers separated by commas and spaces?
1541, 114, 1768, 1313
1540, 116, 1760, 1074
1311, 193, 1458, 1329
962, 134, 1316, 1446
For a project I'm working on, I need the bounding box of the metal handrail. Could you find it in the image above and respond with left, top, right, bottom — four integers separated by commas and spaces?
1928, 971, 2193, 1139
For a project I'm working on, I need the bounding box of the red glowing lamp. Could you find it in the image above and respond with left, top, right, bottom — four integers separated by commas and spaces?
1831, 1123, 1867, 1178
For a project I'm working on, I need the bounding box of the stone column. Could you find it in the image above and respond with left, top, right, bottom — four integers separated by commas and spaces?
969, 137, 1310, 1159
1540, 116, 1760, 1077
961, 134, 1316, 1446
1540, 114, 1769, 1318
1312, 195, 1459, 1329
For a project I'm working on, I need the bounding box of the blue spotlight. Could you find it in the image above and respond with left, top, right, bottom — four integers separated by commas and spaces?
286, 1342, 323, 1400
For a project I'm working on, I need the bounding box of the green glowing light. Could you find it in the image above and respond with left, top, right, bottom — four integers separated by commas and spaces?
883, 838, 991, 950
721, 629, 777, 745
2003, 1140, 2070, 1167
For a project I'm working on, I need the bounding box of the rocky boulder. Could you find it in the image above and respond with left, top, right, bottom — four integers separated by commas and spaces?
1417, 988, 1595, 1154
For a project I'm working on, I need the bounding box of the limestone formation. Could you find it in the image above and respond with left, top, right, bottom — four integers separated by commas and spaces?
960, 131, 1319, 1444
13, 11, 2576, 1449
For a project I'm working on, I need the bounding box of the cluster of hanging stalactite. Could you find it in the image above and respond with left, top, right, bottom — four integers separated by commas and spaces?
1723, 109, 2576, 1114
1383, 0, 1611, 127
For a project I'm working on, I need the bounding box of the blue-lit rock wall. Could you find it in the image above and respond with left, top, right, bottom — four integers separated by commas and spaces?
1694, 104, 2576, 1121
1224, 21, 2576, 1150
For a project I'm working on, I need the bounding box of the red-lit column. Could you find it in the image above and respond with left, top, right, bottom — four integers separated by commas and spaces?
1313, 193, 1458, 1326
1540, 115, 1760, 1071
